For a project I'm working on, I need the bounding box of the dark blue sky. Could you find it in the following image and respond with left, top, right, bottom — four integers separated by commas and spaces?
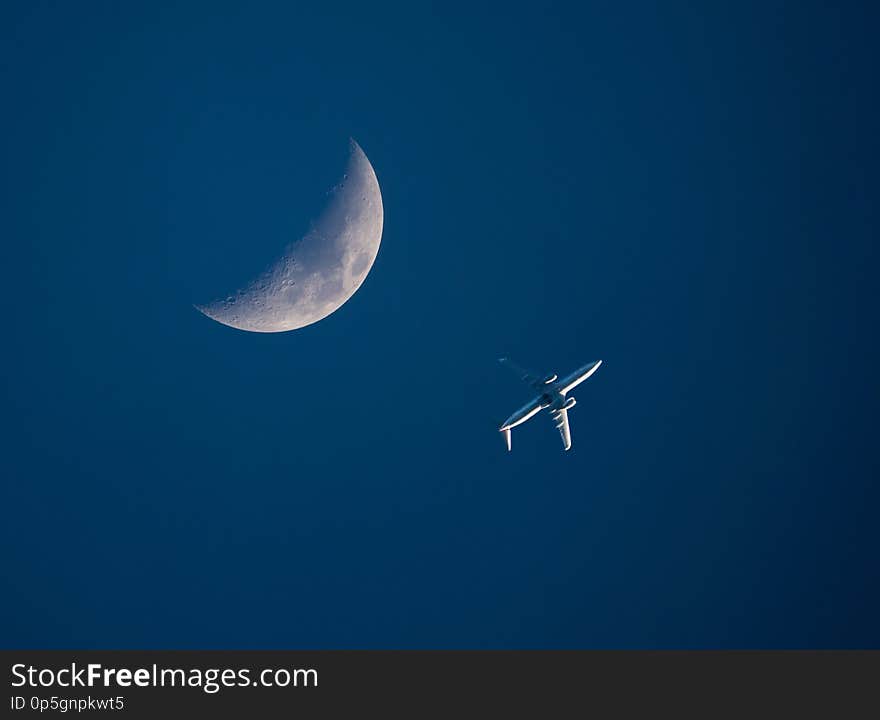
2, 1, 878, 648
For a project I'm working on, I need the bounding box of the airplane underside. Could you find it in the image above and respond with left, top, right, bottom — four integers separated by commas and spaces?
498, 358, 602, 452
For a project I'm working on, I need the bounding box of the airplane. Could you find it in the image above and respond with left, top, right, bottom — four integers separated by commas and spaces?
498, 357, 602, 452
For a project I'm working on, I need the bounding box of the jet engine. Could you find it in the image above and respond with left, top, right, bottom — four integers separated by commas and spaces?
563, 396, 577, 410
543, 374, 558, 384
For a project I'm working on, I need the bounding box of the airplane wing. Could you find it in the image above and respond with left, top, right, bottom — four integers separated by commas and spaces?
551, 408, 572, 451
558, 360, 602, 395
498, 357, 544, 389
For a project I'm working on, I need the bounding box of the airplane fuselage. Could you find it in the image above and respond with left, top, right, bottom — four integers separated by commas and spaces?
501, 389, 566, 430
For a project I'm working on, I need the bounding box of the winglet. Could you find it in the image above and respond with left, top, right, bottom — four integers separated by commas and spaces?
502, 427, 512, 451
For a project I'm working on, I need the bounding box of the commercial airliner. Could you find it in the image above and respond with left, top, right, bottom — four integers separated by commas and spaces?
498, 357, 602, 452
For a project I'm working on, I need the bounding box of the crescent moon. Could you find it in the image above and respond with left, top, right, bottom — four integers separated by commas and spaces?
196, 139, 383, 332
